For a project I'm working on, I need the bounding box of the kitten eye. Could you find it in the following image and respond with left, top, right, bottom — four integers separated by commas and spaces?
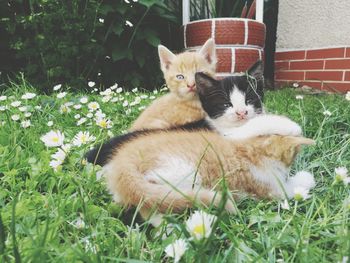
176, 74, 185, 80
223, 103, 233, 108
246, 99, 254, 104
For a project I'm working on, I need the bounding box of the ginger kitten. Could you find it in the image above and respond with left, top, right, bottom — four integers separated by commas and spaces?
104, 116, 315, 226
129, 38, 216, 131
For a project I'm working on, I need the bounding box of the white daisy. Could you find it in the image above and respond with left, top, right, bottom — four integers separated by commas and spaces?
345, 91, 350, 101
122, 100, 129, 107
150, 95, 156, 99
102, 95, 112, 103
47, 121, 54, 127
80, 97, 88, 104
11, 101, 21, 107
21, 120, 31, 128
41, 130, 65, 147
19, 106, 27, 112
125, 20, 133, 27
186, 210, 217, 240
11, 114, 20, 121
96, 118, 112, 129
51, 148, 66, 163
334, 167, 350, 185
323, 110, 332, 116
53, 84, 62, 91
140, 95, 148, 99
72, 131, 96, 147
74, 104, 82, 109
280, 199, 290, 210
293, 186, 311, 201
164, 239, 187, 263
110, 83, 118, 90
71, 217, 86, 229
111, 97, 119, 102
95, 110, 105, 119
98, 18, 104, 23
292, 82, 299, 88
74, 114, 81, 119
88, 81, 96, 88
57, 92, 67, 99
77, 117, 87, 126
0, 95, 7, 101
100, 88, 112, 96
295, 95, 304, 100
60, 104, 71, 114
21, 92, 36, 99
49, 159, 62, 171
86, 112, 94, 118
116, 87, 123, 93
0, 106, 7, 111
88, 101, 100, 111
24, 112, 32, 117
132, 88, 138, 93
35, 105, 42, 110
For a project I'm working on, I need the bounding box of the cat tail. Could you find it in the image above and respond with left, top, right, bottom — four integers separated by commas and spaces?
107, 168, 236, 214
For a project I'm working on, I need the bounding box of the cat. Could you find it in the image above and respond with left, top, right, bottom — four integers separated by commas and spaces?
86, 60, 265, 166
129, 38, 216, 131
104, 125, 315, 227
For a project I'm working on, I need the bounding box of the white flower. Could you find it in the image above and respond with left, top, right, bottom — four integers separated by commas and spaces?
111, 97, 119, 102
124, 0, 130, 3
74, 104, 82, 109
102, 95, 112, 103
97, 72, 101, 76
24, 112, 32, 118
323, 110, 332, 116
140, 95, 148, 99
74, 114, 81, 119
72, 217, 86, 229
57, 92, 67, 99
47, 121, 54, 127
125, 20, 133, 27
88, 81, 96, 88
150, 95, 156, 100
107, 130, 114, 137
334, 167, 349, 185
98, 18, 104, 23
153, 90, 158, 94
346, 91, 350, 101
0, 106, 7, 111
53, 84, 62, 91
122, 100, 129, 107
76, 118, 87, 126
11, 114, 20, 121
72, 131, 96, 147
11, 101, 21, 107
100, 88, 112, 96
138, 106, 146, 111
130, 97, 141, 106
96, 118, 112, 129
292, 82, 299, 88
61, 144, 72, 153
295, 95, 303, 100
164, 239, 187, 263
280, 199, 290, 210
80, 97, 88, 104
60, 104, 71, 114
88, 102, 100, 111
293, 186, 311, 201
125, 109, 131, 115
132, 88, 138, 93
21, 120, 31, 128
110, 83, 118, 90
21, 92, 36, 99
95, 110, 105, 119
0, 95, 7, 101
49, 159, 62, 171
51, 148, 66, 163
86, 112, 94, 118
116, 87, 123, 93
41, 130, 65, 147
35, 105, 42, 110
186, 210, 217, 240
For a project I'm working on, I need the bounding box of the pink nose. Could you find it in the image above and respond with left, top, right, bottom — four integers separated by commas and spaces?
236, 110, 248, 118
187, 84, 196, 90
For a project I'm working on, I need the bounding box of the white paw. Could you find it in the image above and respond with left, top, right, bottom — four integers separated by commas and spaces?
271, 116, 302, 136
289, 171, 316, 190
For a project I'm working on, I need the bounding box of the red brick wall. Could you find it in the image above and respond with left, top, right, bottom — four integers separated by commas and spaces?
275, 47, 350, 92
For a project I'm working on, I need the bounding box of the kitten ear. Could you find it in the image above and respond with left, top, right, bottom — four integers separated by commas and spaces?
287, 136, 315, 146
195, 72, 218, 95
199, 38, 217, 65
158, 45, 176, 71
247, 60, 264, 80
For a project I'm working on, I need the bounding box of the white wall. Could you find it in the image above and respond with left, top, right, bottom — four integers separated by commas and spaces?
276, 0, 350, 50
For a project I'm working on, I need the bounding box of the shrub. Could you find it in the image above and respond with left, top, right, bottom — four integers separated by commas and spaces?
0, 0, 181, 92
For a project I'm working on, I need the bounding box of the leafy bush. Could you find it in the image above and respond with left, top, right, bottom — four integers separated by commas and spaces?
0, 0, 181, 92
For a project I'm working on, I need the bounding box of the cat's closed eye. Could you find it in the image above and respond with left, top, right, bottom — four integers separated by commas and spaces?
223, 102, 233, 108
176, 74, 185, 80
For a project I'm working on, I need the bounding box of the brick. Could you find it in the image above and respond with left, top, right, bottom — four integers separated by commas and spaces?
345, 71, 350, 81
234, 48, 260, 72
305, 71, 343, 81
215, 20, 245, 45
185, 21, 212, 47
216, 48, 232, 73
275, 51, 305, 61
322, 82, 350, 93
299, 81, 322, 89
247, 21, 266, 48
306, 48, 345, 59
275, 61, 289, 70
275, 71, 304, 81
325, 59, 350, 69
290, 60, 324, 70
274, 81, 290, 88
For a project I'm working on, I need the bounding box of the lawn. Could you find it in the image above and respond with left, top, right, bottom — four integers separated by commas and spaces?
0, 79, 349, 262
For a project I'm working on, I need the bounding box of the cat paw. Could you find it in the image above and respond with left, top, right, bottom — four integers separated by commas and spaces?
270, 116, 302, 136
289, 171, 316, 190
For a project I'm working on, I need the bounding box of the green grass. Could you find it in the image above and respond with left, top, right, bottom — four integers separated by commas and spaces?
0, 79, 349, 262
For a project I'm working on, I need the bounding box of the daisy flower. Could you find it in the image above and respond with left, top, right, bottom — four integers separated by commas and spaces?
295, 95, 304, 100
345, 91, 350, 101
57, 92, 67, 99
72, 131, 96, 147
122, 100, 129, 107
21, 92, 36, 100
116, 87, 123, 93
74, 114, 81, 119
53, 84, 62, 91
19, 106, 27, 112
125, 20, 133, 27
47, 121, 54, 127
334, 167, 349, 185
164, 239, 187, 263
280, 199, 290, 210
186, 210, 217, 240
21, 120, 31, 128
96, 118, 112, 129
80, 97, 88, 104
100, 88, 112, 96
111, 83, 118, 90
60, 104, 71, 114
292, 82, 299, 88
88, 81, 96, 88
0, 95, 7, 101
77, 117, 87, 126
0, 106, 7, 111
74, 104, 82, 109
51, 148, 66, 163
41, 130, 65, 147
98, 18, 104, 23
132, 88, 138, 93
323, 110, 332, 116
88, 101, 100, 111
24, 112, 32, 118
86, 112, 94, 118
293, 186, 311, 201
11, 114, 20, 121
11, 101, 21, 107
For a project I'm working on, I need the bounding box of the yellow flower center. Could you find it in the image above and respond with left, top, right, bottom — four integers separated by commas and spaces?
294, 193, 303, 201
52, 137, 59, 142
193, 224, 205, 236
99, 120, 107, 128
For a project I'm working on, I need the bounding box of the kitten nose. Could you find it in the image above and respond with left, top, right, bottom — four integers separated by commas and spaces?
187, 83, 196, 90
236, 110, 248, 118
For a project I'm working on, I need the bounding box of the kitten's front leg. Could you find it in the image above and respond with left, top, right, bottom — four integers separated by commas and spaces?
224, 115, 302, 140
